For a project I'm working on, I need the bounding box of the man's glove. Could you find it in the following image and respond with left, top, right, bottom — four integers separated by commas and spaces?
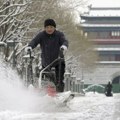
25, 46, 32, 53
60, 45, 67, 55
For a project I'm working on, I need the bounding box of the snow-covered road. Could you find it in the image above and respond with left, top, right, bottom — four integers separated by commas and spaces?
0, 93, 119, 120
0, 59, 120, 120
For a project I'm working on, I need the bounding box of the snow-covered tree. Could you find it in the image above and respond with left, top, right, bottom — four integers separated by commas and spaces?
0, 0, 32, 43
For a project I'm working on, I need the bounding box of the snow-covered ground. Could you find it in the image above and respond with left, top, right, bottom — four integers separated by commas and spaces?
0, 58, 120, 120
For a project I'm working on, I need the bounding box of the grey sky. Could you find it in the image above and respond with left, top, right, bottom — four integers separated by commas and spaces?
89, 0, 120, 7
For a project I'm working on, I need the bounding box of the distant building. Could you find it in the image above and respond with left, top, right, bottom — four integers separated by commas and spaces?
80, 6, 120, 93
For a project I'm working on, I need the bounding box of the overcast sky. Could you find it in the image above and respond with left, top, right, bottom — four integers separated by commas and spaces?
76, 0, 120, 14
88, 0, 120, 7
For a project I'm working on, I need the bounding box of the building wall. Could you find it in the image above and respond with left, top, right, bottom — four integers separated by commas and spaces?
82, 64, 120, 84
80, 7, 120, 92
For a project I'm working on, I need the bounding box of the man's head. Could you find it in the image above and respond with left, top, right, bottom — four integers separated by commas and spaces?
44, 18, 56, 34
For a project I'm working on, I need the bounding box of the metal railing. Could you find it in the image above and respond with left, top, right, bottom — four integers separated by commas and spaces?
64, 72, 85, 96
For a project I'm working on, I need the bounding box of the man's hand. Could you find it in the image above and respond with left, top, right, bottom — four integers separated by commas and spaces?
25, 46, 32, 53
60, 45, 67, 55
60, 45, 67, 51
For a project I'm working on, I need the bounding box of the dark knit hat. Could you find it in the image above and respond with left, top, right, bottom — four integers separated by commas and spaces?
44, 19, 56, 28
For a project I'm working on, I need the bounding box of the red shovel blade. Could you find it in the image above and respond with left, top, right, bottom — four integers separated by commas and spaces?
47, 85, 56, 97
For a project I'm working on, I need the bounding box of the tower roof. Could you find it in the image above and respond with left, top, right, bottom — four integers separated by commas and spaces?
81, 6, 120, 17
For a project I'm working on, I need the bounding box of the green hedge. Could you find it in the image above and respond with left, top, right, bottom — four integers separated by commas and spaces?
84, 84, 120, 93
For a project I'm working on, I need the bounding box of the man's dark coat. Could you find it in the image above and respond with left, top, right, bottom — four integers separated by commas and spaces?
28, 30, 68, 67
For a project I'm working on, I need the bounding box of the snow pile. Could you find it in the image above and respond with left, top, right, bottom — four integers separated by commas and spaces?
69, 92, 115, 120
0, 58, 58, 113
